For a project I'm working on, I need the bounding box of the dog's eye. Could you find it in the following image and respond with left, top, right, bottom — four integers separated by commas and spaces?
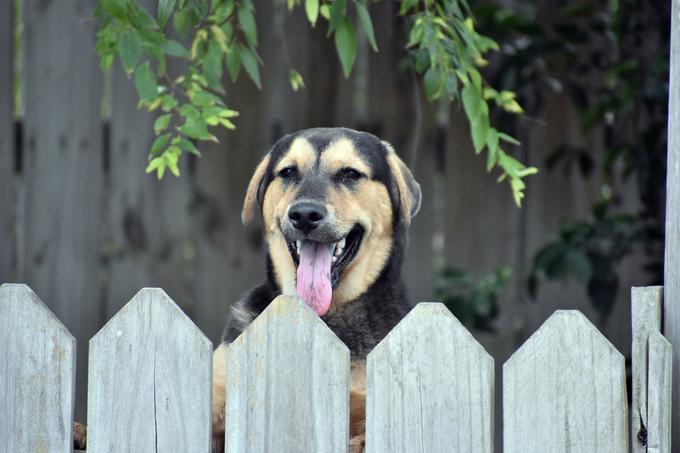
278, 166, 298, 180
338, 168, 363, 182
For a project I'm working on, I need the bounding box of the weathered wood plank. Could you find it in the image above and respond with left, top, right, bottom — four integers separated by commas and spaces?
0, 0, 14, 283
87, 288, 212, 452
224, 295, 350, 453
22, 0, 103, 419
630, 286, 663, 451
0, 283, 75, 452
106, 0, 192, 321
664, 0, 680, 447
365, 303, 494, 453
503, 310, 628, 453
647, 331, 672, 453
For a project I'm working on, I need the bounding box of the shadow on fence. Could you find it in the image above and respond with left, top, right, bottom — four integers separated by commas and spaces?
0, 283, 672, 452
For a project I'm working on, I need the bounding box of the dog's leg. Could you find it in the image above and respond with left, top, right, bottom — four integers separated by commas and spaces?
349, 360, 366, 453
211, 343, 227, 453
73, 421, 87, 449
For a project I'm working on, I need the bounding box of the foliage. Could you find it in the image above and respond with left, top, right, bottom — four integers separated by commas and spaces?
528, 199, 642, 320
475, 0, 669, 317
400, 1, 535, 205
436, 266, 512, 331
94, 0, 535, 204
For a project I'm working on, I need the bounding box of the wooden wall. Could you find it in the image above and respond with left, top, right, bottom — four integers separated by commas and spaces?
0, 0, 654, 424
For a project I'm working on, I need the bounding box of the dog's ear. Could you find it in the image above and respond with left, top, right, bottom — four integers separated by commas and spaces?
383, 141, 422, 225
241, 153, 272, 225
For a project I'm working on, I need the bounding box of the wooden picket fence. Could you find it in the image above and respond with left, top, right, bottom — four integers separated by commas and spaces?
0, 283, 672, 452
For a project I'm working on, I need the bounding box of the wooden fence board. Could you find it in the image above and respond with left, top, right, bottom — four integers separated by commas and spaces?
87, 288, 212, 453
224, 295, 350, 453
664, 0, 680, 447
22, 0, 103, 419
0, 0, 14, 283
630, 286, 663, 451
0, 284, 75, 453
365, 303, 494, 453
647, 331, 672, 453
503, 310, 628, 453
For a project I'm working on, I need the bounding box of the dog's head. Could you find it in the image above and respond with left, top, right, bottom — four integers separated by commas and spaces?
242, 128, 421, 316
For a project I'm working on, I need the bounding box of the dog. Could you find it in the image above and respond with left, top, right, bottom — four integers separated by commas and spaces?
211, 127, 421, 452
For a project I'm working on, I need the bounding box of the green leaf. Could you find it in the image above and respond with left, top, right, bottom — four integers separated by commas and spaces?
329, 0, 347, 30
423, 67, 441, 101
118, 29, 142, 74
471, 114, 489, 154
320, 4, 330, 19
157, 0, 176, 28
334, 18, 357, 78
162, 39, 188, 57
305, 0, 319, 26
178, 138, 202, 156
225, 48, 241, 82
238, 6, 258, 46
289, 68, 305, 91
486, 128, 499, 153
151, 133, 171, 155
462, 85, 481, 120
154, 114, 172, 133
146, 156, 165, 174
203, 41, 224, 90
134, 62, 158, 102
355, 1, 377, 51
239, 46, 262, 89
498, 132, 521, 146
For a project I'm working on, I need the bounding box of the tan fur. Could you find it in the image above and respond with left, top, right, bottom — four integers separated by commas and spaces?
211, 344, 227, 450
241, 154, 271, 225
349, 361, 367, 452
384, 142, 421, 224
273, 137, 316, 174
321, 139, 373, 176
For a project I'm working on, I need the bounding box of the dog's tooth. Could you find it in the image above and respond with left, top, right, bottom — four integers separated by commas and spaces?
334, 245, 343, 256
296, 241, 301, 254
332, 256, 337, 263
338, 238, 346, 249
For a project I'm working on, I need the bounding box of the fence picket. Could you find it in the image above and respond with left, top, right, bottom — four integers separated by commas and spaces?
503, 310, 628, 453
647, 331, 672, 453
365, 303, 494, 453
224, 295, 350, 453
0, 0, 13, 283
0, 284, 75, 452
631, 286, 663, 451
86, 288, 212, 453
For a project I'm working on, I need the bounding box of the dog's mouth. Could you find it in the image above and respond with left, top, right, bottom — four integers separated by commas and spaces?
286, 225, 363, 316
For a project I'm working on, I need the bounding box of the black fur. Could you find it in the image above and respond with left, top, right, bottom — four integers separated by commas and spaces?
221, 128, 415, 359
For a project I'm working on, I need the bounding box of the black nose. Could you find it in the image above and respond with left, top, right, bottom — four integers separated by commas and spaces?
288, 201, 327, 235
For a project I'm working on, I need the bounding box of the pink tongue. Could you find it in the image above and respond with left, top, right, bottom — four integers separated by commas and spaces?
296, 241, 333, 316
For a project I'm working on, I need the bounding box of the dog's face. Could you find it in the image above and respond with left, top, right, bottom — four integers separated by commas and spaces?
242, 128, 421, 316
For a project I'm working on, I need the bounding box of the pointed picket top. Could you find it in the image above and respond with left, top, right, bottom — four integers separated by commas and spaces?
503, 310, 628, 453
0, 283, 75, 453
225, 295, 350, 453
87, 288, 212, 453
366, 302, 494, 453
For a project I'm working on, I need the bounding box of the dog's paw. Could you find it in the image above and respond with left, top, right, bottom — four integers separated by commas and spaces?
73, 421, 87, 450
350, 434, 365, 453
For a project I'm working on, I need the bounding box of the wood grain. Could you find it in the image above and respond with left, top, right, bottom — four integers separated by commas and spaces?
630, 286, 663, 451
224, 295, 350, 453
0, 0, 14, 283
646, 331, 672, 453
503, 310, 628, 453
365, 302, 494, 453
22, 0, 103, 420
87, 288, 212, 453
664, 0, 680, 447
0, 284, 75, 453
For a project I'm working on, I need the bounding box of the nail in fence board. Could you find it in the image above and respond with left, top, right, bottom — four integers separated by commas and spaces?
87, 288, 212, 453
365, 303, 494, 453
224, 295, 350, 453
630, 286, 663, 451
503, 310, 628, 453
0, 284, 75, 452
664, 0, 680, 448
647, 331, 672, 453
